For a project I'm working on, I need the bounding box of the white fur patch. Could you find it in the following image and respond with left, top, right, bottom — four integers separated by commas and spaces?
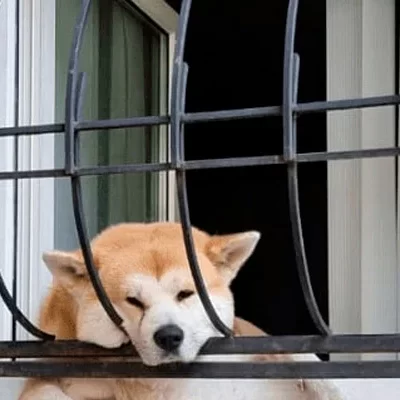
76, 303, 129, 349
122, 271, 234, 366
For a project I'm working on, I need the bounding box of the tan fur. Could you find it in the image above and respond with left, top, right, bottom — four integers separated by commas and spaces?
19, 222, 342, 400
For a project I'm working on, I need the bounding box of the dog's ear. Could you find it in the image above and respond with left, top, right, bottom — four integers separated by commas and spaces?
206, 231, 261, 284
42, 250, 87, 286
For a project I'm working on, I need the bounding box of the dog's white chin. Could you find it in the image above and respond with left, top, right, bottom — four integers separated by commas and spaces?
138, 348, 200, 366
142, 353, 198, 366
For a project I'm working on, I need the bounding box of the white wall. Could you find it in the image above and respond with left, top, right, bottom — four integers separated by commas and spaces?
327, 0, 398, 362
0, 1, 23, 397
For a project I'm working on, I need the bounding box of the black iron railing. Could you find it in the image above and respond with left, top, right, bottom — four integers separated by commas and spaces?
1, 0, 400, 380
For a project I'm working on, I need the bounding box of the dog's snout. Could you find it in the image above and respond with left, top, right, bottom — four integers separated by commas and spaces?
153, 324, 184, 352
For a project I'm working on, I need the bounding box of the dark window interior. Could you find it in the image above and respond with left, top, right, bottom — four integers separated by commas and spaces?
165, 0, 327, 337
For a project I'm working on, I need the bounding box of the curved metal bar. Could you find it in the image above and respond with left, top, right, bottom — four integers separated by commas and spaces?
176, 170, 234, 337
0, 273, 54, 340
65, 0, 126, 331
70, 178, 125, 329
170, 0, 233, 336
72, 75, 129, 332
287, 165, 331, 335
283, 0, 331, 335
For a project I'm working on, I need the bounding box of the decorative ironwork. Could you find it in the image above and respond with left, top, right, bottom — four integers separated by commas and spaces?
0, 0, 400, 380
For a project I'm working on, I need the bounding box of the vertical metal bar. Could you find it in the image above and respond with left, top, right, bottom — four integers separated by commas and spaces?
64, 0, 91, 175
283, 0, 331, 335
179, 63, 189, 160
170, 0, 192, 167
0, 0, 55, 342
171, 0, 233, 336
75, 72, 87, 125
395, 0, 399, 238
12, 0, 20, 344
66, 0, 126, 332
282, 0, 299, 161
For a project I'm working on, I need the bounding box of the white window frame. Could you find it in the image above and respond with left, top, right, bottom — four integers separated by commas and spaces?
0, 0, 17, 343
327, 0, 398, 361
2, 0, 177, 342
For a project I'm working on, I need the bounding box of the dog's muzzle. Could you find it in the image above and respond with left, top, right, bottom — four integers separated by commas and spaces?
153, 324, 184, 352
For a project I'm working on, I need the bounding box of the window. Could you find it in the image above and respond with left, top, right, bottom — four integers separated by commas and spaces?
0, 0, 176, 396
1, 0, 400, 393
166, 0, 399, 359
54, 0, 170, 250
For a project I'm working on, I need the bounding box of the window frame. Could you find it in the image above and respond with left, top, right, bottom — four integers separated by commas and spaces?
0, 0, 17, 342
327, 0, 398, 360
3, 0, 177, 341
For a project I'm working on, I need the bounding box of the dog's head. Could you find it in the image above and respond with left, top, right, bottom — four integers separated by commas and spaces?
43, 222, 260, 366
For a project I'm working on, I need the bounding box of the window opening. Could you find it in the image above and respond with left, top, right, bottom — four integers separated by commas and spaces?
0, 0, 400, 380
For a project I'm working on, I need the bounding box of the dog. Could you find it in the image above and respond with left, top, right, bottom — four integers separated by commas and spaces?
18, 222, 365, 399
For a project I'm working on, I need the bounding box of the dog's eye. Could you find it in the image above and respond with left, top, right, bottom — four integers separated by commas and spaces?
176, 290, 195, 302
126, 297, 145, 309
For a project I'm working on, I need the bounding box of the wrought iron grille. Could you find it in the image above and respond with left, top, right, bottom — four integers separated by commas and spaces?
1, 0, 400, 381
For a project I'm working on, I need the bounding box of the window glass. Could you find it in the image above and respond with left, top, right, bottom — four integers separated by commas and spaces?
54, 0, 168, 249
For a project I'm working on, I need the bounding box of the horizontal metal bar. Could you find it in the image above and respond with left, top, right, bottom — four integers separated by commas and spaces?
0, 123, 64, 137
3, 334, 400, 358
182, 95, 400, 123
75, 95, 400, 127
77, 162, 170, 175
182, 105, 282, 123
0, 164, 169, 180
75, 95, 400, 129
2, 360, 400, 379
0, 169, 66, 180
77, 115, 170, 131
183, 147, 400, 169
183, 155, 284, 169
295, 95, 400, 114
1, 95, 400, 138
296, 147, 400, 163
0, 147, 398, 180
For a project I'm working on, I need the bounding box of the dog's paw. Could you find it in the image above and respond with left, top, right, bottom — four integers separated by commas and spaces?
77, 304, 129, 349
19, 385, 74, 400
37, 393, 73, 400
93, 330, 129, 349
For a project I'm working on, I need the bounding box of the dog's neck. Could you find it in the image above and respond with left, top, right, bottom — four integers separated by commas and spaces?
113, 379, 179, 400
39, 284, 78, 339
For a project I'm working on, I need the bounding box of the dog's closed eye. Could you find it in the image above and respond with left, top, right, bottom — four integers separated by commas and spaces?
176, 290, 194, 302
126, 296, 145, 309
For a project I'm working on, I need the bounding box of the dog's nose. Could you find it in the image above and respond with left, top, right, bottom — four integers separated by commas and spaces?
153, 324, 184, 352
